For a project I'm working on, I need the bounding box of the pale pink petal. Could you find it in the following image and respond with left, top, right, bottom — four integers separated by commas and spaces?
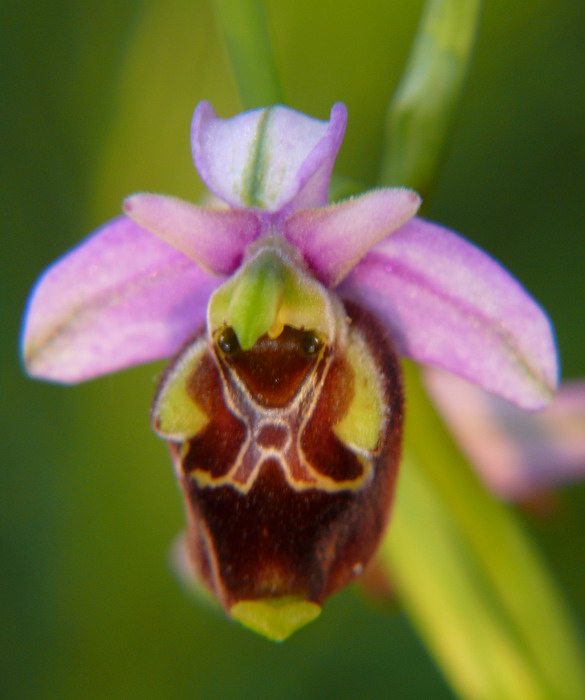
192, 101, 346, 214
426, 369, 585, 500
341, 217, 558, 409
284, 188, 420, 287
22, 217, 220, 384
123, 193, 261, 275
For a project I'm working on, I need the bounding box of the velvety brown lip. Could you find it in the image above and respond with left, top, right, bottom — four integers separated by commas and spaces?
162, 301, 403, 611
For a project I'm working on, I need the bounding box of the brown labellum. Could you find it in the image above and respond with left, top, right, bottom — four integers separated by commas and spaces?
153, 300, 403, 627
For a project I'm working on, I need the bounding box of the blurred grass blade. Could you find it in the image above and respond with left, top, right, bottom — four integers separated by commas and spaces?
381, 363, 585, 699
378, 0, 482, 194
384, 453, 544, 699
211, 0, 284, 109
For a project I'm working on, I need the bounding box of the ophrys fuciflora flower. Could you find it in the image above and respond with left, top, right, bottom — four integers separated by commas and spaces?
22, 103, 557, 640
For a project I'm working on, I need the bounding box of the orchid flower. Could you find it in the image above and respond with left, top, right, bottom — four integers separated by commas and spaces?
22, 102, 557, 641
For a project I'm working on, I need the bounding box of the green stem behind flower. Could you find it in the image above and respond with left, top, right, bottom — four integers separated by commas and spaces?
381, 362, 585, 699
378, 0, 482, 196
211, 0, 284, 109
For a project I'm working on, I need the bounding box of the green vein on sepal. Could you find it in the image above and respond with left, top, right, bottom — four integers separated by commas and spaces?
242, 108, 273, 208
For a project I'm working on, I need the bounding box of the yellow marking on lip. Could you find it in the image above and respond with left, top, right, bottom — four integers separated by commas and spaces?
153, 338, 209, 441
190, 452, 371, 495
333, 331, 384, 452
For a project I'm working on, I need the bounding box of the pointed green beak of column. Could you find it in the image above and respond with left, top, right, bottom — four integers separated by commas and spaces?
208, 246, 338, 349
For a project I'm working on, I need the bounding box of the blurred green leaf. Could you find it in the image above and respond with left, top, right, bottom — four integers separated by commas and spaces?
379, 0, 482, 195
211, 0, 284, 109
381, 363, 585, 699
89, 0, 235, 217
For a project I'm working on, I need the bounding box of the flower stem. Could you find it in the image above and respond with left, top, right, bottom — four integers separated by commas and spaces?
381, 362, 585, 699
211, 0, 284, 110
378, 0, 482, 196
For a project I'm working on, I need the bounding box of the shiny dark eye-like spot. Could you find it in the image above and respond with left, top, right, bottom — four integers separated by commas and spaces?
302, 331, 322, 355
217, 327, 240, 354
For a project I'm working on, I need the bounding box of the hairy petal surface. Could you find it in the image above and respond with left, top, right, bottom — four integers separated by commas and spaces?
341, 218, 558, 408
124, 193, 261, 275
426, 369, 585, 499
284, 188, 421, 287
192, 101, 346, 214
22, 217, 220, 383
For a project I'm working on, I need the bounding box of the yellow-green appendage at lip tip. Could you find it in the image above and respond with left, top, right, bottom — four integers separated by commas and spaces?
208, 246, 339, 351
231, 597, 322, 642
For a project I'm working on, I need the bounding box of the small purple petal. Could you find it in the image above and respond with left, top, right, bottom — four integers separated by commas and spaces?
341, 217, 558, 408
426, 369, 585, 500
123, 193, 261, 276
192, 101, 346, 214
22, 217, 220, 384
284, 188, 420, 287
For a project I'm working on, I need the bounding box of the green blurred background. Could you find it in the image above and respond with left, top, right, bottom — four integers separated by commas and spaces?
2, 0, 584, 697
